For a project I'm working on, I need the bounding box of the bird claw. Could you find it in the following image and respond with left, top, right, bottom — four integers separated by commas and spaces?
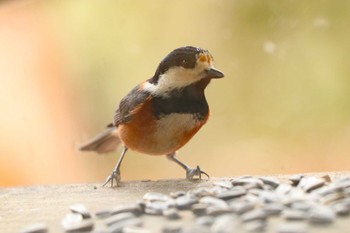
186, 165, 210, 180
102, 170, 121, 187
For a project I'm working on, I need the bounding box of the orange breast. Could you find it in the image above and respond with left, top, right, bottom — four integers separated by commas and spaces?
118, 98, 208, 155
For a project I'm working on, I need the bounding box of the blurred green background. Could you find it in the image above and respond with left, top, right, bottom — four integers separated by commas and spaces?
1, 0, 349, 186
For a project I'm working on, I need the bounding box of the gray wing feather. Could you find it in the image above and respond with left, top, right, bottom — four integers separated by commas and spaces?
114, 84, 150, 126
79, 126, 121, 154
80, 83, 150, 154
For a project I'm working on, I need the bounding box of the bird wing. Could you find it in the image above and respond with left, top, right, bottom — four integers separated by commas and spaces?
114, 83, 151, 126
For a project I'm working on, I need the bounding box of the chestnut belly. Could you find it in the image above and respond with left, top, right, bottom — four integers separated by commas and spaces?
118, 113, 207, 155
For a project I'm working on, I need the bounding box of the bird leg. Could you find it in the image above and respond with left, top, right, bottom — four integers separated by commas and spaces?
166, 152, 209, 180
102, 147, 128, 187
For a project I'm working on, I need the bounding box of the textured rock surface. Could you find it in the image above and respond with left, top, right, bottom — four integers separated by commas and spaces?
1, 172, 350, 233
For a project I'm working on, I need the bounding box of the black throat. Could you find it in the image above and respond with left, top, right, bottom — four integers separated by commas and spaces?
151, 78, 211, 120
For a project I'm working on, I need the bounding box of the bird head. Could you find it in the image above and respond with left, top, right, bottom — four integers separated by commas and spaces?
145, 46, 224, 96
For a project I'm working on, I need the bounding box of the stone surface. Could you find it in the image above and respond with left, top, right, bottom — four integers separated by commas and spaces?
1, 173, 350, 233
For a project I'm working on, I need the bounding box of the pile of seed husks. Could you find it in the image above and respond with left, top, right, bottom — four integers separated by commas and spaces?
20, 175, 350, 233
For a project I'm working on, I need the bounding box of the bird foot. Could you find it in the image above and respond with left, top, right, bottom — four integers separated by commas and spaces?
186, 166, 210, 180
102, 169, 121, 187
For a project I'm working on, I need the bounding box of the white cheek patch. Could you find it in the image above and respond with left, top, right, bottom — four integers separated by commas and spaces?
144, 60, 214, 97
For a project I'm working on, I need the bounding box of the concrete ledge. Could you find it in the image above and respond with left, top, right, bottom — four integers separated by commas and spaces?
1, 172, 350, 232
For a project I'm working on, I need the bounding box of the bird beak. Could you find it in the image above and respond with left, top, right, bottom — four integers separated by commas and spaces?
205, 68, 224, 79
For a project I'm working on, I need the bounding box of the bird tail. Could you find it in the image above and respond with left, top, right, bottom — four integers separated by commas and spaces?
79, 125, 122, 154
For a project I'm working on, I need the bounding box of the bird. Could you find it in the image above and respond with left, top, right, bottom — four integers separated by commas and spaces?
79, 46, 224, 187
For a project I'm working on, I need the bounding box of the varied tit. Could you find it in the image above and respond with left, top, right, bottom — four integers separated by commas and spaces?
80, 46, 224, 187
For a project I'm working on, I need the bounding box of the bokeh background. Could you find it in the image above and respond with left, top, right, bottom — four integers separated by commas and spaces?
1, 0, 349, 186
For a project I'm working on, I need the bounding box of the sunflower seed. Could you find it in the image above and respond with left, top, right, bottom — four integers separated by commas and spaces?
191, 187, 214, 198
211, 214, 237, 233
63, 219, 94, 232
162, 223, 182, 233
90, 228, 109, 233
290, 174, 304, 186
195, 216, 214, 226
243, 194, 262, 206
288, 188, 307, 202
209, 186, 225, 196
206, 205, 231, 216
61, 213, 83, 229
343, 187, 350, 195
191, 203, 208, 216
322, 174, 332, 183
332, 202, 350, 216
276, 184, 292, 195
241, 209, 267, 222
249, 188, 263, 196
334, 177, 350, 189
282, 209, 309, 221
145, 201, 169, 215
111, 204, 143, 216
260, 177, 280, 189
298, 176, 325, 193
259, 190, 281, 203
230, 201, 255, 215
263, 202, 285, 215
213, 180, 233, 189
277, 223, 307, 233
143, 192, 173, 202
95, 208, 113, 218
182, 225, 211, 233
108, 218, 142, 233
244, 220, 266, 232
122, 226, 151, 233
20, 223, 48, 233
199, 196, 228, 208
175, 195, 198, 210
97, 204, 142, 219
290, 201, 314, 212
216, 187, 246, 200
170, 191, 186, 198
320, 192, 345, 204
309, 206, 335, 224
69, 203, 91, 219
162, 208, 181, 219
232, 178, 264, 190
104, 212, 136, 226
333, 197, 350, 207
